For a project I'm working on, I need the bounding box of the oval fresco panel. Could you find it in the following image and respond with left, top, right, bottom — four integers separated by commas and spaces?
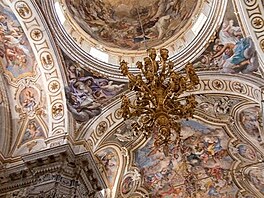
239, 107, 262, 142
19, 87, 39, 114
121, 176, 134, 195
237, 144, 257, 161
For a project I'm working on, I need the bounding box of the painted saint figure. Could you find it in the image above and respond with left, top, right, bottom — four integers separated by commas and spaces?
22, 89, 36, 112
213, 37, 259, 74
22, 121, 44, 144
65, 59, 125, 122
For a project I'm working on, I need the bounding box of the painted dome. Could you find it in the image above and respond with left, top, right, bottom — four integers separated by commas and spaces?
65, 0, 198, 50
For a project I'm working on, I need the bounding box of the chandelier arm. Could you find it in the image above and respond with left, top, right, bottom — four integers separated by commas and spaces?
163, 93, 174, 110
137, 63, 147, 78
173, 88, 185, 97
142, 85, 152, 96
166, 101, 185, 115
167, 110, 183, 118
186, 81, 197, 90
140, 88, 157, 106
167, 61, 174, 73
128, 104, 155, 114
127, 74, 137, 85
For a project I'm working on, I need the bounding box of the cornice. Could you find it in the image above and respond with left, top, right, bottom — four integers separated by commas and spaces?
0, 144, 106, 196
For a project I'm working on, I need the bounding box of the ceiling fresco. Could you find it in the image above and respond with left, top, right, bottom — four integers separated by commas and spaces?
0, 2, 45, 155
0, 1, 61, 157
135, 120, 237, 197
62, 2, 264, 195
193, 1, 260, 75
65, 0, 198, 50
247, 164, 264, 195
19, 119, 46, 146
62, 1, 262, 128
0, 3, 36, 82
61, 1, 264, 153
64, 54, 126, 123
196, 95, 242, 118
25, 0, 264, 195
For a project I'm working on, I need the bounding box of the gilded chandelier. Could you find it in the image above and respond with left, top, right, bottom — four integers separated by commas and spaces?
120, 48, 199, 155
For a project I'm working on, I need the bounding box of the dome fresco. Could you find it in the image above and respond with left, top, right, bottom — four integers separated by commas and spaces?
65, 0, 198, 50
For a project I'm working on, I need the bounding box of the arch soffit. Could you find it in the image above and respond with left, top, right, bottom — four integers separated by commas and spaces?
0, 0, 68, 160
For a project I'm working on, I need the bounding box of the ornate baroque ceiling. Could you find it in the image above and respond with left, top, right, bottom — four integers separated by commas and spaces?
0, 0, 264, 197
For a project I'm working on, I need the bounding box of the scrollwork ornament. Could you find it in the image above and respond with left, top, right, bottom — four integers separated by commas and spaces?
121, 169, 142, 197
231, 81, 248, 94
52, 102, 64, 120
52, 128, 65, 135
260, 39, 264, 51
253, 89, 260, 100
40, 51, 54, 70
86, 139, 94, 149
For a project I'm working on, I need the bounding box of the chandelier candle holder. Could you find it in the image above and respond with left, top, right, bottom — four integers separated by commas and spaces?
119, 48, 200, 156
